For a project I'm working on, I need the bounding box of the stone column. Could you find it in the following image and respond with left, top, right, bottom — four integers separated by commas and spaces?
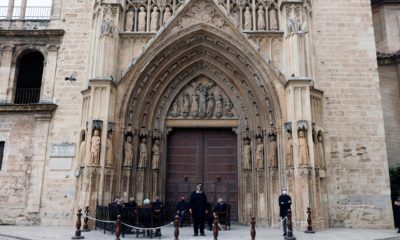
19, 0, 27, 20
26, 113, 52, 215
285, 77, 319, 229
0, 44, 14, 103
40, 44, 60, 103
7, 0, 14, 19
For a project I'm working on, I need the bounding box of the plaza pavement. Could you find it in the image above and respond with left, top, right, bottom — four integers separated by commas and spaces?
0, 224, 399, 240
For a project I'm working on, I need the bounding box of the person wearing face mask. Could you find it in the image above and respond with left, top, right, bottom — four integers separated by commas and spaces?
279, 188, 292, 237
189, 183, 208, 236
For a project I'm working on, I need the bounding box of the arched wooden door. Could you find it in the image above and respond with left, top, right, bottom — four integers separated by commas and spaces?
166, 128, 238, 220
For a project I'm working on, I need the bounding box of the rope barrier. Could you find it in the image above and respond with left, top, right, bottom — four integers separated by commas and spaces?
271, 216, 287, 228
84, 214, 174, 231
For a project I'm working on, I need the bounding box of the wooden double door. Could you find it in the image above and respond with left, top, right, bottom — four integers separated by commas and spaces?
166, 128, 238, 220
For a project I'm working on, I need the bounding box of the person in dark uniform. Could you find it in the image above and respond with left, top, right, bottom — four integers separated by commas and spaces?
395, 196, 400, 233
140, 198, 152, 236
207, 197, 227, 230
125, 197, 138, 226
190, 183, 208, 236
279, 188, 292, 237
152, 196, 164, 237
176, 196, 189, 227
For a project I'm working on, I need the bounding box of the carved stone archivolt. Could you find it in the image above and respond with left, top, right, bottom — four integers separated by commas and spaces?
167, 76, 237, 119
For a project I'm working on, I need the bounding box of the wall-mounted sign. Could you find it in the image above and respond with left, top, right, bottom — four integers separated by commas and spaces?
50, 143, 75, 157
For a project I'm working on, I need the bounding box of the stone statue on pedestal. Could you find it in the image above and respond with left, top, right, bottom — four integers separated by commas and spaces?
317, 134, 325, 168
152, 139, 160, 170
257, 6, 265, 30
90, 130, 101, 165
125, 10, 134, 31
150, 6, 159, 32
163, 7, 172, 23
138, 138, 148, 168
269, 7, 278, 30
78, 133, 86, 167
123, 136, 133, 167
138, 7, 146, 32
268, 135, 277, 168
298, 130, 309, 165
286, 133, 293, 166
243, 139, 251, 170
256, 138, 264, 170
244, 6, 252, 30
105, 132, 113, 166
206, 93, 215, 118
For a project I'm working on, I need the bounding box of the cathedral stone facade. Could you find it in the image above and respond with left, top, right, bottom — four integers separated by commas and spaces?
0, 0, 396, 229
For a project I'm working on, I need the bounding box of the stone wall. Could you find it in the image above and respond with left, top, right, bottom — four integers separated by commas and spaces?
378, 63, 400, 169
38, 0, 93, 225
313, 0, 393, 228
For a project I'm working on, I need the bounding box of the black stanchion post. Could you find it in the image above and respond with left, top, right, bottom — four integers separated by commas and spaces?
174, 215, 179, 240
285, 209, 296, 240
305, 207, 315, 234
213, 216, 219, 240
250, 217, 256, 240
82, 206, 90, 232
71, 209, 84, 239
115, 215, 122, 240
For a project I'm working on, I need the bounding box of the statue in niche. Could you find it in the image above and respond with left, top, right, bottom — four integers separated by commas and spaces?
286, 133, 293, 166
242, 139, 251, 170
125, 10, 134, 31
288, 5, 301, 34
223, 100, 234, 117
170, 100, 180, 117
90, 129, 101, 165
138, 138, 148, 168
256, 138, 264, 170
215, 95, 223, 118
123, 136, 133, 166
106, 132, 113, 166
206, 93, 215, 118
244, 6, 252, 30
78, 132, 86, 166
150, 6, 159, 32
298, 130, 309, 165
138, 7, 147, 31
190, 92, 199, 117
257, 6, 265, 30
182, 93, 190, 118
269, 7, 279, 30
268, 110, 274, 126
152, 139, 160, 170
268, 135, 278, 168
163, 7, 172, 23
101, 18, 114, 36
317, 133, 326, 168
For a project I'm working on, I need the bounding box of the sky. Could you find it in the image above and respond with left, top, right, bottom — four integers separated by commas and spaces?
0, 0, 52, 7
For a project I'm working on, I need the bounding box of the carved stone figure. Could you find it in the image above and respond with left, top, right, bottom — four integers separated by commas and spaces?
138, 7, 147, 32
288, 6, 301, 34
317, 134, 325, 168
256, 138, 264, 169
182, 93, 190, 118
150, 6, 159, 32
152, 139, 160, 170
90, 130, 101, 165
257, 6, 265, 30
106, 132, 113, 166
223, 100, 233, 117
124, 136, 133, 166
268, 135, 277, 168
244, 6, 252, 31
286, 133, 293, 166
269, 7, 278, 30
101, 19, 114, 36
243, 139, 251, 170
206, 93, 215, 118
78, 133, 86, 166
163, 7, 172, 23
190, 92, 199, 117
298, 130, 309, 165
198, 88, 207, 117
215, 95, 223, 118
125, 10, 134, 31
138, 138, 148, 168
170, 100, 180, 117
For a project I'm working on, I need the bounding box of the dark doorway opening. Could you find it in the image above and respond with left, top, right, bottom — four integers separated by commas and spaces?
166, 128, 238, 221
14, 51, 44, 104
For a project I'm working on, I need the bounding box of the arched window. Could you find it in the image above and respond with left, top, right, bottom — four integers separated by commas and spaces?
14, 51, 44, 104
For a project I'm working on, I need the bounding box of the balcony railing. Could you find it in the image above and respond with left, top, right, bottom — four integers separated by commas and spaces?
0, 6, 51, 20
14, 88, 41, 104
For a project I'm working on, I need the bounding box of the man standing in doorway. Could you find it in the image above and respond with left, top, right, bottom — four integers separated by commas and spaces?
190, 183, 208, 236
279, 188, 292, 237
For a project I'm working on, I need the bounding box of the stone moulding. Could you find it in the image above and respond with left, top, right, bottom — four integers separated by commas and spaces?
0, 103, 57, 113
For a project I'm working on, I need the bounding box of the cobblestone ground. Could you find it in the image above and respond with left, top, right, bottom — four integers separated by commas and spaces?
0, 225, 399, 240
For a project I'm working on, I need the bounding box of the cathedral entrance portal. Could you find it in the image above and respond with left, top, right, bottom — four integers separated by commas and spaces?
166, 128, 238, 220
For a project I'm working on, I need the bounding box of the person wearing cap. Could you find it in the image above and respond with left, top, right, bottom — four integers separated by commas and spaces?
395, 196, 400, 233
190, 183, 208, 236
279, 188, 292, 236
